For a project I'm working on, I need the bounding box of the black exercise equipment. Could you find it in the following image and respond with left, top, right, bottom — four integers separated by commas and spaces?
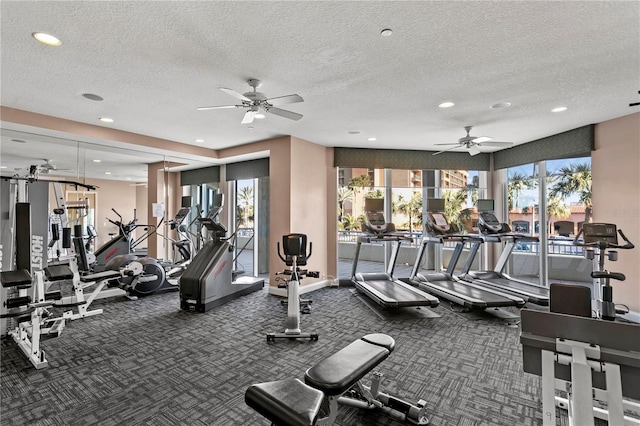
246, 333, 429, 425
267, 233, 319, 342
410, 202, 525, 319
457, 202, 549, 306
351, 199, 439, 309
180, 193, 264, 312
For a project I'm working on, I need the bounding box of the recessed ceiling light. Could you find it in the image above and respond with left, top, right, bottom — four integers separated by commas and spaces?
126, 177, 132, 180
0, 166, 7, 169
380, 29, 393, 37
551, 106, 568, 113
195, 139, 205, 143
105, 172, 111, 175
490, 102, 512, 109
82, 93, 104, 101
254, 113, 266, 119
368, 137, 377, 141
438, 102, 455, 108
32, 32, 61, 46
99, 117, 114, 123
93, 159, 101, 163
348, 131, 361, 135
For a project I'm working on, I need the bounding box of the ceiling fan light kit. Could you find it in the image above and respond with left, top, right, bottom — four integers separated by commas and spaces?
197, 79, 304, 124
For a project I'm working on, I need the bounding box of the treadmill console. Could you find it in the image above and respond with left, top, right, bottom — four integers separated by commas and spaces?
361, 211, 396, 236
426, 212, 456, 235
478, 212, 504, 234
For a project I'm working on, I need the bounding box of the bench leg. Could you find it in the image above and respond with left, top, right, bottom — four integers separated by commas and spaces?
315, 396, 339, 425
337, 373, 429, 425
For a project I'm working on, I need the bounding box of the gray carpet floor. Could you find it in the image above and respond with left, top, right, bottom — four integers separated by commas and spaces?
0, 283, 577, 425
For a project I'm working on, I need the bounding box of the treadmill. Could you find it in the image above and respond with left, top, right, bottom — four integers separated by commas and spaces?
351, 199, 439, 309
409, 202, 525, 313
456, 201, 549, 306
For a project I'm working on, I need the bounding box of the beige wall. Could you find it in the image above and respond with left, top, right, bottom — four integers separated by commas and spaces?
593, 112, 640, 313
219, 136, 337, 285
146, 162, 182, 260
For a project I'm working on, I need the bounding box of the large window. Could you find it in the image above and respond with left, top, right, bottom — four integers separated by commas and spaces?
337, 167, 486, 278
505, 157, 592, 285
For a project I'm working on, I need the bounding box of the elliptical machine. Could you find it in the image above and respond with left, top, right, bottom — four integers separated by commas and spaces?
573, 222, 634, 320
267, 234, 319, 342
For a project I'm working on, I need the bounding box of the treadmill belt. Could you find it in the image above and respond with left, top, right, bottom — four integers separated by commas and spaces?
466, 273, 549, 305
418, 278, 523, 309
354, 274, 438, 308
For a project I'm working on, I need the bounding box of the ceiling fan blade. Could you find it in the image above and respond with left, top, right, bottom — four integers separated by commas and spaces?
196, 105, 239, 111
220, 87, 252, 102
478, 141, 513, 147
432, 145, 464, 156
434, 143, 462, 146
266, 107, 303, 121
241, 110, 256, 124
266, 94, 304, 106
471, 136, 492, 143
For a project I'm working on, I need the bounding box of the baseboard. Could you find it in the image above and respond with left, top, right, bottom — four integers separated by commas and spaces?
267, 279, 336, 297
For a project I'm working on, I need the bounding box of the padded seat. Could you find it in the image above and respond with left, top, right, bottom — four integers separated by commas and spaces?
0, 270, 32, 288
305, 334, 395, 395
45, 265, 74, 281
245, 378, 324, 426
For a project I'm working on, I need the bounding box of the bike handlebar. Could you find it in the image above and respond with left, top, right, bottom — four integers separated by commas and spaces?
573, 228, 634, 250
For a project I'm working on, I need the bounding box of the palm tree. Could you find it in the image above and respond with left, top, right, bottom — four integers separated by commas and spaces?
341, 214, 359, 231
348, 174, 372, 219
337, 186, 353, 223
508, 171, 535, 211
442, 189, 469, 231
546, 194, 571, 234
549, 162, 592, 222
237, 186, 254, 228
394, 191, 422, 234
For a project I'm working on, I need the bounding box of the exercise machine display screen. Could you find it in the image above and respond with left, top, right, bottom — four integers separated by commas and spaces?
477, 199, 495, 212
426, 198, 445, 212
582, 223, 618, 245
364, 198, 384, 212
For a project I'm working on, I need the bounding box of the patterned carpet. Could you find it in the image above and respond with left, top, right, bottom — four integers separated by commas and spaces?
1, 283, 559, 425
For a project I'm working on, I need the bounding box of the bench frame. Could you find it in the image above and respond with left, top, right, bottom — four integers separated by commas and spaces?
246, 334, 429, 425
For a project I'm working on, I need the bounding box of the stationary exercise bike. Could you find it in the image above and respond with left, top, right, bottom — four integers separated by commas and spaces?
573, 222, 634, 321
267, 234, 319, 342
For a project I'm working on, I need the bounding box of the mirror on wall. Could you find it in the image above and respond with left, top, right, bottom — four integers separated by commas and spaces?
0, 126, 215, 262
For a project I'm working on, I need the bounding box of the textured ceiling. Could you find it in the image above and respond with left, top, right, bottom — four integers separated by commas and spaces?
1, 1, 639, 180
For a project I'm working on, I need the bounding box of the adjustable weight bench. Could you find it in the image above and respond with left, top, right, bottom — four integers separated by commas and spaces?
245, 334, 429, 425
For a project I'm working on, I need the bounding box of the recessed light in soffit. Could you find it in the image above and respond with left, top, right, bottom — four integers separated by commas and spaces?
82, 93, 104, 101
32, 32, 61, 46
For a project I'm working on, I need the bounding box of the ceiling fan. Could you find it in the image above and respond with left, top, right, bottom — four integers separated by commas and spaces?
31, 159, 70, 174
197, 79, 304, 124
432, 126, 513, 156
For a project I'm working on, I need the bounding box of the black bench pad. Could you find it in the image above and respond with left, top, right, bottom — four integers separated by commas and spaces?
304, 333, 395, 396
0, 270, 32, 287
245, 378, 324, 426
80, 270, 121, 283
45, 265, 74, 281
